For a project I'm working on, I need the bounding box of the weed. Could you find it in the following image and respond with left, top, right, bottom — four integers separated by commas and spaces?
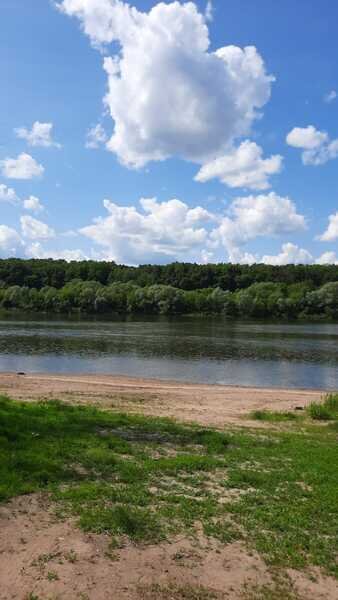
251, 410, 299, 422
138, 583, 221, 599
64, 549, 77, 563
308, 392, 338, 421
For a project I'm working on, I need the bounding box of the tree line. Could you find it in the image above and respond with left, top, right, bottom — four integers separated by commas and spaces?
0, 277, 337, 319
0, 258, 338, 291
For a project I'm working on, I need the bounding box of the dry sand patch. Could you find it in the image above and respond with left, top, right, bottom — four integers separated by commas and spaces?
0, 373, 323, 427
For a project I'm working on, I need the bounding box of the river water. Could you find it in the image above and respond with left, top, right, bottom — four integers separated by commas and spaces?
0, 316, 337, 390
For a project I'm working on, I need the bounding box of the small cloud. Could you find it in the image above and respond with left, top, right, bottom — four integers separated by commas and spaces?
27, 242, 87, 261
0, 183, 19, 205
23, 195, 44, 213
262, 243, 313, 265
316, 251, 338, 265
0, 225, 22, 257
324, 90, 337, 104
318, 212, 338, 242
15, 121, 61, 148
0, 153, 44, 179
205, 0, 213, 22
195, 140, 283, 190
62, 230, 79, 238
20, 215, 55, 240
85, 124, 108, 149
286, 125, 338, 166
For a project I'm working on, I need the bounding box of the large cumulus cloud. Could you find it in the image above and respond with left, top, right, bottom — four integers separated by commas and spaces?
58, 0, 274, 170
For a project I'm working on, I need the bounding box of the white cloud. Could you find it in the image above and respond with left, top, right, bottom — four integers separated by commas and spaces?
26, 242, 87, 261
0, 184, 19, 204
324, 90, 337, 104
15, 121, 61, 148
0, 153, 44, 179
58, 0, 274, 169
86, 123, 108, 149
318, 212, 338, 242
23, 195, 44, 213
286, 125, 338, 165
286, 126, 328, 150
316, 251, 338, 265
262, 243, 313, 265
0, 225, 22, 257
205, 0, 213, 22
20, 215, 55, 240
224, 248, 257, 265
195, 140, 282, 190
79, 192, 306, 265
210, 192, 306, 260
80, 196, 214, 264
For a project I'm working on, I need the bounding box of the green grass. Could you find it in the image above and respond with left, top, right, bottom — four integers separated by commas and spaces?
0, 395, 337, 578
308, 393, 338, 421
251, 410, 300, 422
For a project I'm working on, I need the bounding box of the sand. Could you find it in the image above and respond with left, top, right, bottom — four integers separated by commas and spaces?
0, 494, 336, 600
0, 372, 325, 427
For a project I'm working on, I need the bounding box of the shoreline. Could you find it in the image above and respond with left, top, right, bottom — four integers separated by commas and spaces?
0, 371, 325, 427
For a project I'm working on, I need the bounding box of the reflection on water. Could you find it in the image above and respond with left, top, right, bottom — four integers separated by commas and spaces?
0, 316, 337, 389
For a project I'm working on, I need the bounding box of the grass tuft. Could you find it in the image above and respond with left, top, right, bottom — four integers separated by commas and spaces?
308, 393, 338, 421
251, 410, 299, 422
138, 583, 222, 599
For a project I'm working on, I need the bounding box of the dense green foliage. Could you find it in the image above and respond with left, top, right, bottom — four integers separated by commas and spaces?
1, 258, 338, 290
0, 277, 338, 319
0, 259, 338, 318
1, 396, 337, 576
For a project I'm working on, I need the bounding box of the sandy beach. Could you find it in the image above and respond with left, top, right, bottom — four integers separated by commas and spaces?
0, 372, 324, 427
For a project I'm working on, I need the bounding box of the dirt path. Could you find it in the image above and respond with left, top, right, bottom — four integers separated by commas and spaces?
0, 372, 325, 427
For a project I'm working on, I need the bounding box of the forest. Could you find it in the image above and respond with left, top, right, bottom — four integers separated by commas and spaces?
0, 258, 337, 319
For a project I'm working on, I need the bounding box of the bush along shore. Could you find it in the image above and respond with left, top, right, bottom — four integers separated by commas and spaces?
0, 259, 337, 318
0, 278, 338, 319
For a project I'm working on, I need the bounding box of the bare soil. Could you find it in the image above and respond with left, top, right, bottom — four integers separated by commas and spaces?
0, 372, 324, 428
0, 494, 336, 600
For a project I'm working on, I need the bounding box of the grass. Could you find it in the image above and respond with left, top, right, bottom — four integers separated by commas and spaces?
241, 574, 299, 600
251, 394, 338, 424
0, 395, 338, 579
250, 410, 300, 422
138, 583, 222, 599
308, 393, 338, 421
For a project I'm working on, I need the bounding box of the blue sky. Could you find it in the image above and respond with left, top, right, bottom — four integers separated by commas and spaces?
0, 0, 337, 264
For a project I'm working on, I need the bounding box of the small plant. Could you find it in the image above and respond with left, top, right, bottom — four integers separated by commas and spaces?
138, 583, 221, 599
308, 402, 332, 421
251, 410, 298, 422
308, 393, 338, 421
46, 571, 59, 582
64, 549, 78, 563
325, 393, 338, 413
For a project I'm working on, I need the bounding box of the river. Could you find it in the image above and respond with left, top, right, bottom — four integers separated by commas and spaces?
0, 316, 337, 389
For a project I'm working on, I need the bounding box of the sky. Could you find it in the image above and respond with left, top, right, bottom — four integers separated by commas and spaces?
0, 0, 338, 265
